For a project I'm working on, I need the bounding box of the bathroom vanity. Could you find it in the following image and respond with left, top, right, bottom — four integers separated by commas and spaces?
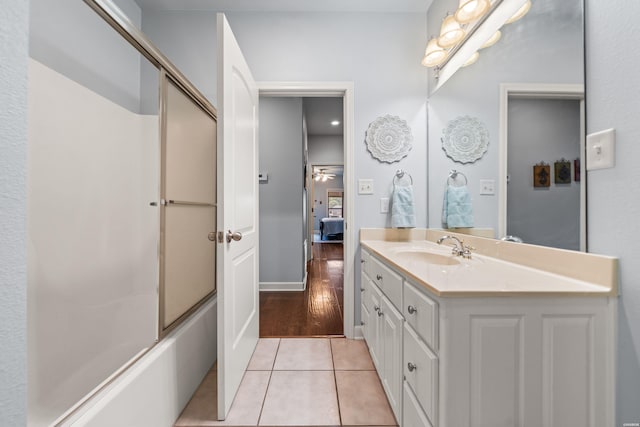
360, 228, 617, 427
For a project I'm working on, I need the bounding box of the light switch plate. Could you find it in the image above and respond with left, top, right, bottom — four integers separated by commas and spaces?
480, 179, 495, 195
358, 179, 374, 195
380, 197, 389, 213
586, 128, 615, 171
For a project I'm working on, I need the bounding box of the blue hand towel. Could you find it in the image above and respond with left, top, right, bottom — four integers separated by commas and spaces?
442, 185, 473, 228
391, 185, 416, 228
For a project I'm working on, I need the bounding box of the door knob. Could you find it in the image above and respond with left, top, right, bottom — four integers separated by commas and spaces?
226, 230, 243, 243
407, 305, 418, 315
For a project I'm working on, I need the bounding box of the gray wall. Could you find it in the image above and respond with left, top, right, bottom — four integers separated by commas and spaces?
0, 2, 29, 424
586, 0, 640, 424
308, 135, 344, 164
507, 98, 581, 250
427, 0, 583, 234
29, 0, 144, 113
259, 97, 305, 283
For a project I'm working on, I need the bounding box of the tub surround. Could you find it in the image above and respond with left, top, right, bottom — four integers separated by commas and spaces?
360, 228, 617, 297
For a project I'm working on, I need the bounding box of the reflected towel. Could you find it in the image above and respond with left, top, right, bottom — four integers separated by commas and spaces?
442, 185, 474, 228
391, 185, 416, 228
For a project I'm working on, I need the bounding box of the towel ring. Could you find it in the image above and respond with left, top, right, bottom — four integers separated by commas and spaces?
448, 170, 468, 186
394, 169, 413, 185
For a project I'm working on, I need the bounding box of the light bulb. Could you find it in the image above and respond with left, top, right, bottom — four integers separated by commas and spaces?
506, 0, 531, 24
462, 51, 479, 67
421, 38, 448, 68
437, 14, 465, 48
480, 30, 501, 49
455, 0, 490, 24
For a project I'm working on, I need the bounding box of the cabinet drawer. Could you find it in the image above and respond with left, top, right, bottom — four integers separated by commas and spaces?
370, 255, 403, 310
403, 381, 434, 427
404, 280, 439, 352
404, 323, 438, 426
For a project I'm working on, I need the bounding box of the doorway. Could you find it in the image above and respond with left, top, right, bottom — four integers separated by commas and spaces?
257, 84, 354, 338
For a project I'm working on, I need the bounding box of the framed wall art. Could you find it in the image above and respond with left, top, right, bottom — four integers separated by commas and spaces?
554, 158, 571, 184
533, 162, 550, 187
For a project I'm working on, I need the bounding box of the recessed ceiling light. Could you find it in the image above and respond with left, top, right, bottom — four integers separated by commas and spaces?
331, 120, 340, 126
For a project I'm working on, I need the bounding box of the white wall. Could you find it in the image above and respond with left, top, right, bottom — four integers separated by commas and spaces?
0, 2, 29, 425
259, 97, 305, 284
585, 0, 640, 424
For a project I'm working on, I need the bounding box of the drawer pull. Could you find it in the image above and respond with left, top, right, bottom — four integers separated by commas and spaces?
361, 287, 365, 292
407, 362, 417, 372
361, 321, 365, 325
376, 274, 383, 280
407, 305, 418, 315
374, 305, 380, 312
377, 310, 384, 317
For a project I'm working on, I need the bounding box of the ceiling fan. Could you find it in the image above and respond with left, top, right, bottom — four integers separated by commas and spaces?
313, 168, 336, 182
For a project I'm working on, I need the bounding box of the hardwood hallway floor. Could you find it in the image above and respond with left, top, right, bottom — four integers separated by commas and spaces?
259, 242, 344, 337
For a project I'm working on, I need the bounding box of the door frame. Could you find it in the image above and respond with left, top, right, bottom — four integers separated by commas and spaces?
258, 82, 355, 339
498, 83, 586, 251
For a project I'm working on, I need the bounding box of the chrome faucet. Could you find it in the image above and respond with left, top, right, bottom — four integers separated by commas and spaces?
437, 235, 473, 259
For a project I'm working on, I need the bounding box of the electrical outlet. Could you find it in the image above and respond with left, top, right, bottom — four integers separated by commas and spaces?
358, 179, 374, 195
480, 179, 495, 195
380, 197, 389, 213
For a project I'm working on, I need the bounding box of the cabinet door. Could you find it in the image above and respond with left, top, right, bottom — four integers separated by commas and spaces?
381, 294, 403, 424
403, 381, 434, 427
368, 282, 384, 370
404, 323, 438, 426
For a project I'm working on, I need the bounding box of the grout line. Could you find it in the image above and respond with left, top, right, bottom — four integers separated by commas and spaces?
256, 338, 280, 427
329, 338, 344, 426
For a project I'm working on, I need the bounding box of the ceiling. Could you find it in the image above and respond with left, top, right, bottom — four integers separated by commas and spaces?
135, 0, 431, 12
304, 98, 343, 136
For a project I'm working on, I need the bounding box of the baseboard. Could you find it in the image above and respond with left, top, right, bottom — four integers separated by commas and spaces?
353, 325, 364, 340
260, 281, 305, 291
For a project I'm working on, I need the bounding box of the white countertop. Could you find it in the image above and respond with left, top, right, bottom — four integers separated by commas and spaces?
361, 238, 616, 297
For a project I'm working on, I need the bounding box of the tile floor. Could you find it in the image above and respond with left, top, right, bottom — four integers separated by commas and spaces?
174, 338, 398, 427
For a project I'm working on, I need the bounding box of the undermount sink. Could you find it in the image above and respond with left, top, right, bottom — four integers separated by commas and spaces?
394, 250, 461, 266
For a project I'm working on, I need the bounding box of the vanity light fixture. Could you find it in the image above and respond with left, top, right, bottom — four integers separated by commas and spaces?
462, 51, 480, 67
505, 0, 531, 23
455, 0, 491, 24
421, 37, 448, 67
437, 13, 466, 48
480, 30, 501, 49
424, 0, 530, 92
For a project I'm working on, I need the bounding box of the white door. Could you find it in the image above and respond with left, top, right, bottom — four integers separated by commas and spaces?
217, 13, 260, 419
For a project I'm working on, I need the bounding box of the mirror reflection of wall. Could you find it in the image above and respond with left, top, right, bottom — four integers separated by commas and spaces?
507, 97, 582, 250
427, 0, 584, 249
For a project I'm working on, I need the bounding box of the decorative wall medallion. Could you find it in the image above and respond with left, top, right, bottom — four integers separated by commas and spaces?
365, 115, 413, 163
441, 116, 490, 163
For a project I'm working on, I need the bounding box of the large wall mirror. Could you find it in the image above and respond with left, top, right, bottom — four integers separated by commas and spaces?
427, 0, 585, 251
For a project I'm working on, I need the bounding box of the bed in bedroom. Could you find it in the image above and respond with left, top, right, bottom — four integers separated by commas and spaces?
320, 217, 344, 240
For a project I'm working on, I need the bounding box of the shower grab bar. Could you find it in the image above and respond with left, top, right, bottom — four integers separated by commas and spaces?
161, 199, 216, 207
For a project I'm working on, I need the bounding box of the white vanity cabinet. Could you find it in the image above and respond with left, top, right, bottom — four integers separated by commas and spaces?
360, 247, 616, 427
361, 250, 403, 423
